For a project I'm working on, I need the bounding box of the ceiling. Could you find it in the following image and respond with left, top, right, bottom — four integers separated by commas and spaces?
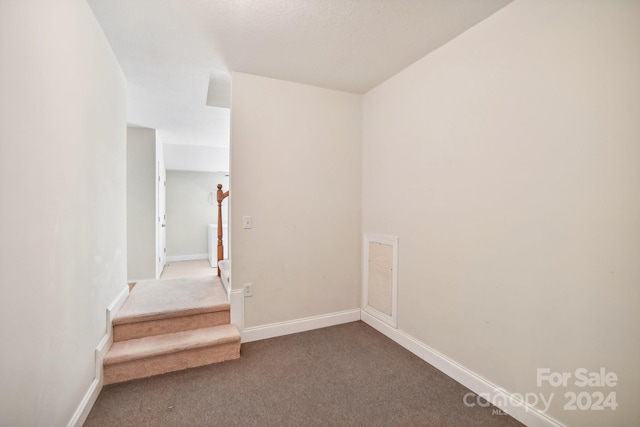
88, 0, 513, 152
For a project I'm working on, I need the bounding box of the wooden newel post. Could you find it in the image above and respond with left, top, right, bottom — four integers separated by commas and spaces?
216, 184, 229, 277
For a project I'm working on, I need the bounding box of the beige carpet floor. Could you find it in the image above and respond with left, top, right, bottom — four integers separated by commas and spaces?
160, 260, 216, 280
115, 276, 228, 324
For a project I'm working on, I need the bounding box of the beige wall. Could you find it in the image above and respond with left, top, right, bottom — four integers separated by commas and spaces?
0, 0, 127, 425
231, 72, 362, 327
166, 170, 229, 257
362, 1, 640, 425
127, 127, 156, 281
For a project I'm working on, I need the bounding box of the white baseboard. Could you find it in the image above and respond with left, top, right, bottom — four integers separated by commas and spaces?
230, 289, 244, 331
166, 253, 208, 262
242, 309, 361, 343
360, 311, 565, 427
127, 277, 153, 284
67, 376, 100, 427
106, 286, 130, 336
67, 285, 129, 427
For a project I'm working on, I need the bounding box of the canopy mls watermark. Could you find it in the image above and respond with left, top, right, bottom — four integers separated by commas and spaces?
463, 367, 619, 415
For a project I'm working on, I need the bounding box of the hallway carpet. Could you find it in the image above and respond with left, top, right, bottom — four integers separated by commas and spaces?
85, 322, 524, 427
160, 260, 216, 280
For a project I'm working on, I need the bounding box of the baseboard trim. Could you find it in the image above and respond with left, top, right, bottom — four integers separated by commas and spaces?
67, 376, 100, 427
106, 286, 130, 336
230, 289, 244, 331
242, 309, 361, 343
67, 286, 129, 427
360, 311, 565, 427
166, 253, 208, 262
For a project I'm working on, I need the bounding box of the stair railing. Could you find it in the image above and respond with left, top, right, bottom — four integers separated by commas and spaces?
216, 184, 229, 276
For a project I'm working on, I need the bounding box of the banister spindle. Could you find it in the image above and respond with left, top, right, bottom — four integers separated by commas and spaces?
216, 184, 229, 276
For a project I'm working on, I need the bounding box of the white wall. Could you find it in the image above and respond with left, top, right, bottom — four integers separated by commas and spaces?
163, 143, 230, 173
231, 72, 362, 328
362, 1, 640, 426
0, 1, 127, 426
127, 127, 156, 281
166, 171, 229, 257
155, 140, 166, 278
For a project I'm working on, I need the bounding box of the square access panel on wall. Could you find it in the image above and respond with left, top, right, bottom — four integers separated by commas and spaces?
362, 233, 398, 328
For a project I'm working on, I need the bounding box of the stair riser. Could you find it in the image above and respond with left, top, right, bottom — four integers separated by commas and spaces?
113, 311, 230, 341
103, 341, 240, 385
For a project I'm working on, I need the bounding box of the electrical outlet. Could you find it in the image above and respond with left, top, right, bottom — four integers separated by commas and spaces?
243, 283, 253, 297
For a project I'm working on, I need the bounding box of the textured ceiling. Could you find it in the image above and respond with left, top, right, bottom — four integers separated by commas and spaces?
88, 0, 513, 148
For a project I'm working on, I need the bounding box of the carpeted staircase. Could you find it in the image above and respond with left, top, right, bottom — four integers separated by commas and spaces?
103, 275, 240, 385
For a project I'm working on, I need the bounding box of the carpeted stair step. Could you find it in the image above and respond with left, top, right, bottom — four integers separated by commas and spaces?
103, 324, 241, 385
113, 276, 230, 341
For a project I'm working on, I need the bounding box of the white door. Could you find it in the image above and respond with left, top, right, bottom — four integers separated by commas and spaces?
157, 161, 167, 278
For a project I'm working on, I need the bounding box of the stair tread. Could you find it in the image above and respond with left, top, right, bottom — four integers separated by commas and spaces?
105, 324, 240, 365
113, 275, 229, 325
